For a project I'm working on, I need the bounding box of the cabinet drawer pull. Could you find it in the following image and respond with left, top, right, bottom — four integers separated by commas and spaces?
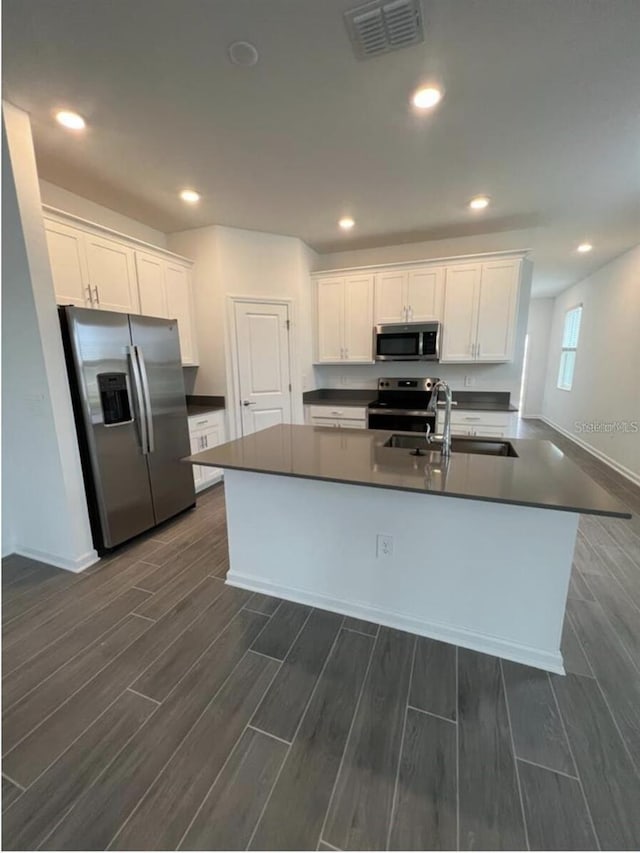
463, 416, 481, 421
195, 419, 208, 425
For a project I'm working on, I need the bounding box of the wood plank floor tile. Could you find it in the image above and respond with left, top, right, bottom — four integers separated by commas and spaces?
551, 672, 640, 849
409, 637, 456, 721
2, 558, 161, 675
568, 597, 640, 765
3, 612, 155, 754
342, 616, 378, 636
568, 569, 595, 602
250, 600, 311, 660
41, 609, 269, 851
323, 627, 415, 851
2, 554, 37, 585
251, 609, 343, 742
502, 661, 575, 775
133, 559, 220, 620
3, 578, 223, 787
458, 649, 526, 851
596, 543, 640, 610
584, 571, 640, 664
244, 592, 282, 615
132, 585, 250, 703
180, 727, 287, 851
2, 690, 155, 851
571, 532, 607, 576
250, 629, 374, 851
517, 760, 597, 851
1, 563, 81, 627
2, 586, 150, 712
111, 652, 279, 850
561, 616, 594, 678
2, 776, 22, 812
388, 708, 457, 851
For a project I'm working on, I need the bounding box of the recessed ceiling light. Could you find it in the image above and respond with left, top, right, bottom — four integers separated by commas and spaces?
180, 189, 200, 204
469, 195, 490, 210
55, 110, 85, 130
339, 217, 355, 230
412, 86, 443, 110
577, 242, 593, 253
228, 40, 259, 66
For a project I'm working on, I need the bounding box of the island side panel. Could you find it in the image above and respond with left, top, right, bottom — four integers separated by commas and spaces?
223, 470, 578, 673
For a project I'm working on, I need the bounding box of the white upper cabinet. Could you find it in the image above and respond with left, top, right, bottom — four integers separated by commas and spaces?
374, 267, 444, 324
441, 265, 481, 361
165, 262, 198, 366
441, 259, 521, 363
84, 233, 139, 313
344, 275, 374, 361
316, 277, 345, 362
375, 271, 406, 323
406, 267, 443, 321
45, 220, 91, 307
135, 251, 168, 318
316, 275, 374, 363
475, 259, 520, 361
43, 210, 198, 366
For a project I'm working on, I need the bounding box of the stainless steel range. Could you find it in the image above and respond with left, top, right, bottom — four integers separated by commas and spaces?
367, 377, 439, 433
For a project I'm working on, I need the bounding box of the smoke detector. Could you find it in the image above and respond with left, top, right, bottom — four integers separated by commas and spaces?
344, 0, 424, 60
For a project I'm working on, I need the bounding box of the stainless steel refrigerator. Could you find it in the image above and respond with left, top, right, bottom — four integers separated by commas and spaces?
60, 306, 195, 553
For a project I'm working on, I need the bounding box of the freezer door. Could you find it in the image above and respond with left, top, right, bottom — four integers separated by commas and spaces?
64, 307, 155, 547
129, 315, 195, 523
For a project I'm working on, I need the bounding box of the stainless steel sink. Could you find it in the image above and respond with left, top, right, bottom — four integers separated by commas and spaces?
384, 434, 518, 457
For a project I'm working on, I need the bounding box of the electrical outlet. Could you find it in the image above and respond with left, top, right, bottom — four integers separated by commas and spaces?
464, 375, 474, 386
376, 533, 394, 559
341, 375, 349, 386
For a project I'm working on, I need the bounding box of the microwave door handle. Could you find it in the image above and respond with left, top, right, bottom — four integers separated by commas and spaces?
135, 345, 155, 453
417, 331, 424, 358
128, 346, 149, 455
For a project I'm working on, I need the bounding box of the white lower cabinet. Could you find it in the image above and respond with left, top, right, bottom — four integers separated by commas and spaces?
307, 404, 367, 429
437, 409, 515, 438
188, 411, 226, 491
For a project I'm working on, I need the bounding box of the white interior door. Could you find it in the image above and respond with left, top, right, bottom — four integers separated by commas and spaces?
235, 301, 292, 436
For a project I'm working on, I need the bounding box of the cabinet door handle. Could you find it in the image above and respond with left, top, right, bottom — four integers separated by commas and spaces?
408, 305, 413, 321
202, 434, 208, 449
86, 285, 93, 305
93, 285, 100, 305
477, 342, 481, 358
344, 348, 349, 359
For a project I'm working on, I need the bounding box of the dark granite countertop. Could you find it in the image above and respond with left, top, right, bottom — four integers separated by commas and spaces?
186, 424, 631, 519
303, 389, 377, 407
186, 395, 225, 417
304, 388, 517, 412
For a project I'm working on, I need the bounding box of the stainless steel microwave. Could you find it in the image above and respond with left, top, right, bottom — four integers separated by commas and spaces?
374, 321, 441, 361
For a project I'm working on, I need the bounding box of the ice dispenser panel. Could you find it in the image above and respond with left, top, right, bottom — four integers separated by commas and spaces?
97, 373, 132, 425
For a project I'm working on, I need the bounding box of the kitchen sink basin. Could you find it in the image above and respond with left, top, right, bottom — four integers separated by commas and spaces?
384, 434, 519, 457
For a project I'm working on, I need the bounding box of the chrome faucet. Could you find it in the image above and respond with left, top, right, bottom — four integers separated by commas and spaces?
427, 379, 453, 457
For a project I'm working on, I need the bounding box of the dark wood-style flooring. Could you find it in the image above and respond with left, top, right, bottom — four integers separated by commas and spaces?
2, 419, 640, 850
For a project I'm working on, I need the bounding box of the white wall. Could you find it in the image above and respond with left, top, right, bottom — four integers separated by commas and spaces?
39, 180, 167, 248
521, 298, 554, 417
167, 224, 317, 436
315, 260, 532, 404
542, 245, 640, 483
2, 102, 96, 569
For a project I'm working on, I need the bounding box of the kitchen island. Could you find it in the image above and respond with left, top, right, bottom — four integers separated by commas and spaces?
187, 424, 630, 673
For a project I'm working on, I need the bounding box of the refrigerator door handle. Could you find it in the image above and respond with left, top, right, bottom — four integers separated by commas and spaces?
128, 345, 149, 455
136, 345, 155, 453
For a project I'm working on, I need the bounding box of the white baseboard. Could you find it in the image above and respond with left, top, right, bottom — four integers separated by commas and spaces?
226, 571, 565, 674
541, 416, 640, 488
12, 544, 100, 573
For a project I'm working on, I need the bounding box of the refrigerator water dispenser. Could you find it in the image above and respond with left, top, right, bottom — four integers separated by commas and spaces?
97, 373, 132, 425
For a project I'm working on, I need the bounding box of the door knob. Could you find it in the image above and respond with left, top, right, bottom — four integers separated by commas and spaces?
242, 400, 256, 406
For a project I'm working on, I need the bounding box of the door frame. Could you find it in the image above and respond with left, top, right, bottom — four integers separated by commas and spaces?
225, 295, 300, 439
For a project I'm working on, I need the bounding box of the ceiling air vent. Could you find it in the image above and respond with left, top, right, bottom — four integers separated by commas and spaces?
344, 0, 424, 60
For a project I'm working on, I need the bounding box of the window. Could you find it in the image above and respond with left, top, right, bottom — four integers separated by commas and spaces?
557, 305, 582, 390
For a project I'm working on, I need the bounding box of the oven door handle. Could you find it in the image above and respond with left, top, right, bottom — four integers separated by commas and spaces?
368, 407, 436, 417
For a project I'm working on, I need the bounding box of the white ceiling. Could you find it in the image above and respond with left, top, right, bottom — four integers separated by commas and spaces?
3, 0, 640, 296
